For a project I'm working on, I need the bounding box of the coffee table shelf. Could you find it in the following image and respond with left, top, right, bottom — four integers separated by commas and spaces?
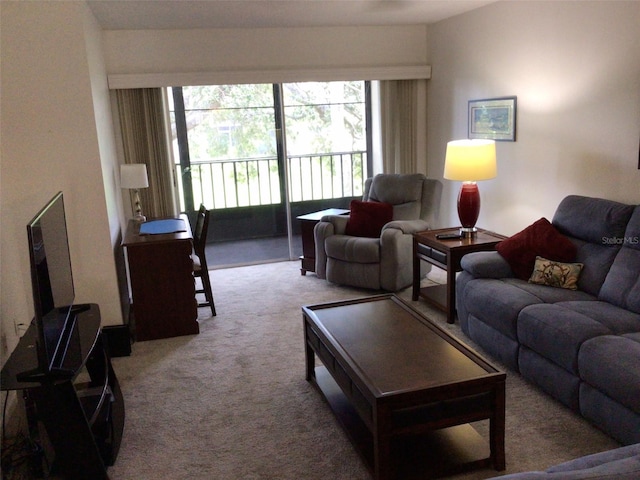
314, 366, 493, 479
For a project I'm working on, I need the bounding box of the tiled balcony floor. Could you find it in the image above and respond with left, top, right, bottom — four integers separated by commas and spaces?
206, 235, 303, 269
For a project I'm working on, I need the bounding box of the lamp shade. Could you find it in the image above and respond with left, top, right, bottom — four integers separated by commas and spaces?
443, 139, 497, 181
120, 164, 149, 189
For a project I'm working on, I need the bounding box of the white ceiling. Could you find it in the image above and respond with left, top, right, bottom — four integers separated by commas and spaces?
87, 0, 496, 30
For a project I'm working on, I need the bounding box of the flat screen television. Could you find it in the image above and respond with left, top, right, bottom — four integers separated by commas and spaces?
19, 192, 78, 381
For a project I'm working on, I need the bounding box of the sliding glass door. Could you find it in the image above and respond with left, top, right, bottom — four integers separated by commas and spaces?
168, 81, 370, 268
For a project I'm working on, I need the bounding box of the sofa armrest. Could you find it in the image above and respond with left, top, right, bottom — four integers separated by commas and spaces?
460, 251, 514, 279
486, 444, 640, 479
547, 443, 640, 473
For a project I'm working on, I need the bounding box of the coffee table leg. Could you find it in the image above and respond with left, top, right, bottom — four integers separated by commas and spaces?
491, 380, 506, 470
303, 319, 315, 382
412, 238, 420, 301
374, 406, 393, 480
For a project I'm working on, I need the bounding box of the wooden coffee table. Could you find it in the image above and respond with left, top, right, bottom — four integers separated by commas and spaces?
303, 294, 506, 479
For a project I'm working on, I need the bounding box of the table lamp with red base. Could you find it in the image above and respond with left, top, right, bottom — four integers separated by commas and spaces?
444, 139, 497, 237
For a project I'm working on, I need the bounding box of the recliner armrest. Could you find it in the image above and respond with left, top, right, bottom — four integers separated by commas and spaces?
314, 215, 350, 279
319, 214, 349, 234
460, 251, 514, 279
382, 219, 429, 235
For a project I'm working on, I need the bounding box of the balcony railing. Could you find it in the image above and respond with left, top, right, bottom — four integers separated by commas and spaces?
175, 151, 366, 211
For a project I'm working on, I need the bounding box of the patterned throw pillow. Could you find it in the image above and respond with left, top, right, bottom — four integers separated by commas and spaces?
529, 256, 584, 290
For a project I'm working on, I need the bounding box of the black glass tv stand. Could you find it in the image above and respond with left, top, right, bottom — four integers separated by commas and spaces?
0, 303, 125, 479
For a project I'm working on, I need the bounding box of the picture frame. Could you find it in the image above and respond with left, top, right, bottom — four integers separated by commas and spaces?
468, 96, 517, 141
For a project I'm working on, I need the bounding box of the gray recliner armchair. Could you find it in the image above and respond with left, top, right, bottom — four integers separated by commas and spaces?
314, 173, 442, 291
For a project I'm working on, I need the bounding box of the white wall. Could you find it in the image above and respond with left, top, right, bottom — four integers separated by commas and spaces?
84, 4, 127, 245
427, 1, 640, 234
0, 1, 123, 367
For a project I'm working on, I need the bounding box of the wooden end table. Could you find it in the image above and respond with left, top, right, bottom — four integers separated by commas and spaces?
413, 228, 507, 324
297, 208, 349, 275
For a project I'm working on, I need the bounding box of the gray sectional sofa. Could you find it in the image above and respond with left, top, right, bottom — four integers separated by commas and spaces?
487, 442, 640, 479
456, 195, 640, 446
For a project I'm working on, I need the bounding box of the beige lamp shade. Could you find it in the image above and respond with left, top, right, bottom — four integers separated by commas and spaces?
443, 139, 497, 181
120, 164, 149, 189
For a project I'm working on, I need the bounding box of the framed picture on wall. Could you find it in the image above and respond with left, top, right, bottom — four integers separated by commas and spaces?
468, 96, 517, 141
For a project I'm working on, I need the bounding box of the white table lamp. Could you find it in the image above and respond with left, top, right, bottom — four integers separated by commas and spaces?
121, 164, 149, 222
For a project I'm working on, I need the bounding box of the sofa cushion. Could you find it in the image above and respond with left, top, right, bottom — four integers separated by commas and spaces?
488, 443, 640, 479
569, 238, 622, 297
599, 206, 640, 313
552, 195, 635, 244
579, 335, 640, 413
344, 200, 393, 238
529, 256, 583, 290
468, 314, 520, 370
625, 331, 640, 342
463, 279, 543, 340
502, 279, 595, 304
581, 383, 640, 446
550, 443, 640, 472
325, 235, 380, 263
554, 301, 640, 333
519, 347, 581, 410
517, 304, 611, 374
622, 206, 640, 252
496, 218, 577, 280
599, 247, 640, 313
463, 278, 595, 343
552, 196, 635, 297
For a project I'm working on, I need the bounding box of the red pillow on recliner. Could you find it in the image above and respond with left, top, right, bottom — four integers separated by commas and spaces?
496, 217, 577, 280
344, 200, 393, 238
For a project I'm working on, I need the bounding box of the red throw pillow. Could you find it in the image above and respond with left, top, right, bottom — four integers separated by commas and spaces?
496, 217, 577, 280
344, 200, 393, 238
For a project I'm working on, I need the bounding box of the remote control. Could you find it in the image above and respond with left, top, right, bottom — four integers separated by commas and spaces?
436, 233, 462, 240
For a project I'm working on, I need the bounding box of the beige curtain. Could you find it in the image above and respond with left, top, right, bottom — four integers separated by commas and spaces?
116, 88, 176, 218
379, 79, 427, 174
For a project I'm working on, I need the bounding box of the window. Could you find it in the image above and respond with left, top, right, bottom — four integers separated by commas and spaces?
168, 81, 371, 213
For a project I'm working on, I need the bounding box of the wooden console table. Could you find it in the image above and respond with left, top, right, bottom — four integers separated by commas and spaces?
122, 215, 198, 341
413, 228, 506, 324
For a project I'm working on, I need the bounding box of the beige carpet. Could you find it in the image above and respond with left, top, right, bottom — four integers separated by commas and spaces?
108, 261, 619, 479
